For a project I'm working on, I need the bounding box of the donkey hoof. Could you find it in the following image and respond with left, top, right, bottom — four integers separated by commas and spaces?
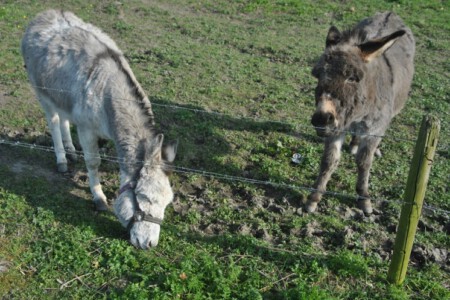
305, 201, 318, 213
350, 145, 358, 156
57, 163, 68, 173
357, 199, 373, 215
375, 148, 382, 158
94, 199, 109, 211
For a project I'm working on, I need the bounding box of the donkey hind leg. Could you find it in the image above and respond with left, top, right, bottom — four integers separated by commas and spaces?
60, 117, 78, 162
349, 135, 382, 157
40, 100, 68, 173
77, 128, 108, 211
349, 135, 359, 156
350, 135, 382, 158
355, 136, 382, 215
306, 134, 345, 213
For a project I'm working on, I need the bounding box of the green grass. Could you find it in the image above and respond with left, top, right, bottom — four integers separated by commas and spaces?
1, 0, 449, 299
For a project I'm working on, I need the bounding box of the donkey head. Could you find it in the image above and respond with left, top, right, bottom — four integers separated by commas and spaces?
114, 133, 177, 249
310, 26, 406, 137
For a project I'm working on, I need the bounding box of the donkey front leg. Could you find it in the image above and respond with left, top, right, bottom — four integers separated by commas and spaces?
41, 108, 68, 173
354, 136, 381, 214
306, 134, 345, 213
60, 117, 78, 162
77, 128, 108, 211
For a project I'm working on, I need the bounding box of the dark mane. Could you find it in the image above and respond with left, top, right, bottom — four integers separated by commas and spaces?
116, 54, 155, 126
338, 26, 368, 45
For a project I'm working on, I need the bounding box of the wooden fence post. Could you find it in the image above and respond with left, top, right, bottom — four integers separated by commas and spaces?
387, 115, 440, 285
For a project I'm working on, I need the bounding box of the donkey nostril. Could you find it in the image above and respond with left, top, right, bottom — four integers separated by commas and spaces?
311, 113, 321, 127
312, 112, 334, 127
325, 113, 334, 125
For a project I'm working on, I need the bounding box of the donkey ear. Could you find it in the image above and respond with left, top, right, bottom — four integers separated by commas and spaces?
147, 133, 164, 161
162, 139, 178, 163
326, 26, 341, 48
358, 30, 406, 62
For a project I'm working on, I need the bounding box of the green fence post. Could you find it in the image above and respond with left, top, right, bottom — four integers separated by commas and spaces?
387, 115, 440, 285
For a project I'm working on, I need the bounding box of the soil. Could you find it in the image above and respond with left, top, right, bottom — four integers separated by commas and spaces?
0, 123, 448, 271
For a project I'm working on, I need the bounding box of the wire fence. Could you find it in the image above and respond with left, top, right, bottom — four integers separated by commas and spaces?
151, 101, 448, 153
0, 84, 448, 216
1, 137, 449, 216
15, 84, 448, 152
26, 84, 423, 142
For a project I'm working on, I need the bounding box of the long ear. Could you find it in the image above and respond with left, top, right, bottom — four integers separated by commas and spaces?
146, 133, 164, 161
358, 30, 406, 62
326, 26, 341, 48
162, 139, 178, 163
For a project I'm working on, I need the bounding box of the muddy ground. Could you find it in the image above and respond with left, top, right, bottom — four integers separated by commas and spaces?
0, 125, 448, 274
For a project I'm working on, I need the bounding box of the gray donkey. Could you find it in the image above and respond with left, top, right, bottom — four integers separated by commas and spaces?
21, 9, 177, 249
306, 12, 415, 214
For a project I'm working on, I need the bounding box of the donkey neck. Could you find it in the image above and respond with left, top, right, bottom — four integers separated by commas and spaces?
108, 85, 155, 184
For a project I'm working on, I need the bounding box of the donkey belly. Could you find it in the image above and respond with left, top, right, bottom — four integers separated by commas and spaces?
29, 77, 111, 142
71, 98, 112, 140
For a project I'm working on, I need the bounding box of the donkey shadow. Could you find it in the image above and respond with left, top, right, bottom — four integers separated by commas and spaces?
0, 143, 124, 239
149, 96, 321, 184
0, 96, 319, 239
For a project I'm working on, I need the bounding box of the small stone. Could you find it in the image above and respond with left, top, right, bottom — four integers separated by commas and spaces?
411, 244, 427, 265
238, 224, 251, 235
430, 248, 448, 264
343, 226, 354, 239
343, 207, 356, 219
268, 204, 285, 214
372, 208, 382, 215
0, 260, 10, 274
302, 221, 321, 238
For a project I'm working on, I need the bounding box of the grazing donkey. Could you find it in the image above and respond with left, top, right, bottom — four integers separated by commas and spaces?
21, 10, 177, 249
306, 12, 415, 214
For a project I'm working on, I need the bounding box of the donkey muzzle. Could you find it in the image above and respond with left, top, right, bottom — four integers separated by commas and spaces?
311, 112, 336, 136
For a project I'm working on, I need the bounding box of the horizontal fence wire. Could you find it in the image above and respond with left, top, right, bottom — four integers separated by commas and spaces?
150, 102, 449, 152
1, 83, 448, 214
25, 84, 422, 143
1, 138, 449, 216
14, 83, 448, 153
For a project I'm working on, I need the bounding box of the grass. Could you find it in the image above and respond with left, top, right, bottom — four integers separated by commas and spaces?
0, 0, 449, 299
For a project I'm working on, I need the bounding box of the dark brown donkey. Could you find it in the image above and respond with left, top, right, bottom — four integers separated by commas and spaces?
306, 12, 415, 214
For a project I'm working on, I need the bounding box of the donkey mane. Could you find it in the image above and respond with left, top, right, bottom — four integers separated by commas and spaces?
116, 54, 155, 126
339, 27, 368, 45
334, 12, 409, 47
61, 11, 155, 125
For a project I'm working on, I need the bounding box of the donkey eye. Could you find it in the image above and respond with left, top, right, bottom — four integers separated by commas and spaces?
346, 76, 356, 83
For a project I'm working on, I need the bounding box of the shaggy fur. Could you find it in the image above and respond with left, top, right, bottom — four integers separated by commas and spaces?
22, 10, 177, 249
307, 12, 415, 214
